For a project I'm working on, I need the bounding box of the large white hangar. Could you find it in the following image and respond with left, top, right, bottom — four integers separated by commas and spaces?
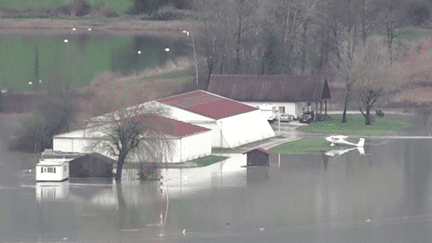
156, 90, 276, 148
53, 114, 212, 163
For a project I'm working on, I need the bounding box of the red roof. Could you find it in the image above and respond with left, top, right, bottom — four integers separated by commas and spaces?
133, 114, 211, 138
157, 90, 257, 120
208, 75, 331, 102
242, 148, 272, 155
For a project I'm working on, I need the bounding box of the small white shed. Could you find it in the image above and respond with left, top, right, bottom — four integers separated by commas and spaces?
36, 158, 70, 181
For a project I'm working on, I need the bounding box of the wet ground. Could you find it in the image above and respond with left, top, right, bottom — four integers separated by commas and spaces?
2, 113, 432, 242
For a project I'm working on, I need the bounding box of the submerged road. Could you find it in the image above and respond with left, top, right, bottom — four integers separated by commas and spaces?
254, 126, 432, 152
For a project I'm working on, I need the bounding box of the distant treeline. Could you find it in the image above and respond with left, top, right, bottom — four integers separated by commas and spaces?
128, 0, 193, 14
0, 0, 193, 16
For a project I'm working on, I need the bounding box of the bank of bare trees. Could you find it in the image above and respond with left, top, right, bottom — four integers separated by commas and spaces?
190, 0, 431, 89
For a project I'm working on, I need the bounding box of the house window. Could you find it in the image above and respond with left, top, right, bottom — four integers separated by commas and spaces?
47, 167, 56, 173
41, 167, 43, 173
279, 106, 285, 113
64, 165, 67, 172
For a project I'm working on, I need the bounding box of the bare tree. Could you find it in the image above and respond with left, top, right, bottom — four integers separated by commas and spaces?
86, 102, 173, 182
415, 103, 432, 125
233, 0, 258, 74
193, 0, 234, 81
373, 0, 406, 64
263, 0, 316, 74
326, 0, 361, 123
70, 0, 91, 17
323, 0, 384, 123
353, 41, 396, 125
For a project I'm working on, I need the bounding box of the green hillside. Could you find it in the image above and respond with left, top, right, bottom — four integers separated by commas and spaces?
0, 0, 133, 14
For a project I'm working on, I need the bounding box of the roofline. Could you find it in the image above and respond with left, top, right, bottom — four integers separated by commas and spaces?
139, 130, 210, 139
156, 89, 208, 102
242, 148, 272, 154
53, 136, 96, 139
208, 75, 331, 102
239, 99, 329, 102
158, 89, 257, 108
178, 129, 212, 138
199, 89, 257, 105
210, 74, 327, 78
55, 126, 211, 140
157, 89, 258, 119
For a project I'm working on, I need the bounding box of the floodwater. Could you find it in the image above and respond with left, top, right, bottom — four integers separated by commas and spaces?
0, 33, 188, 91
2, 115, 432, 242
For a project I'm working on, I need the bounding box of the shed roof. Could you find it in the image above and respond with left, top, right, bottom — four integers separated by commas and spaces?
72, 153, 117, 165
157, 90, 257, 120
207, 75, 331, 102
242, 148, 272, 155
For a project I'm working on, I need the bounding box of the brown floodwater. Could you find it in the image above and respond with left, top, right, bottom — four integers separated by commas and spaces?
2, 114, 432, 242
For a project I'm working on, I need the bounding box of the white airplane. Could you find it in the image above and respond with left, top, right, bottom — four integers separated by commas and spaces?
325, 135, 365, 147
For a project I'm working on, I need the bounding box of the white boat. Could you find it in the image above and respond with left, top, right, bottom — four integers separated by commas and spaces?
325, 135, 365, 147
36, 158, 70, 181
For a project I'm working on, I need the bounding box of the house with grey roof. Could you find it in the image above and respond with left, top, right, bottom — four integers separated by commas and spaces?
207, 75, 332, 119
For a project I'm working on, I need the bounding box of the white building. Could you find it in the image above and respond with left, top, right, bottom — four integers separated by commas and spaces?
155, 90, 276, 148
207, 75, 332, 118
53, 114, 212, 163
36, 158, 70, 181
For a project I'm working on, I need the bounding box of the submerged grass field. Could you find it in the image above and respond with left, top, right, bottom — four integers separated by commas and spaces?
299, 115, 412, 136
194, 155, 229, 167
270, 137, 349, 154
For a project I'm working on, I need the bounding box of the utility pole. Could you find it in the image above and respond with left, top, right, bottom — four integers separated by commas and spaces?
183, 30, 199, 85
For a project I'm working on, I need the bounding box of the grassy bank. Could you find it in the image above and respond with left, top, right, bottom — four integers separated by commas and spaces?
86, 65, 197, 115
0, 18, 192, 35
299, 115, 412, 135
0, 0, 132, 13
270, 137, 350, 154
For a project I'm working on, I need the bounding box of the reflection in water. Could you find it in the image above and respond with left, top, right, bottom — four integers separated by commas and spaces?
160, 154, 247, 198
4, 135, 432, 241
36, 181, 69, 202
246, 167, 269, 185
324, 146, 365, 158
403, 140, 432, 217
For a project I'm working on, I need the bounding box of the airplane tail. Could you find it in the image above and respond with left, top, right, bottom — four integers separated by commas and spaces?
357, 138, 365, 147
356, 147, 365, 155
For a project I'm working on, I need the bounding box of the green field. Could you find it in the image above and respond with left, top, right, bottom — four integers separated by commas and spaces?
270, 137, 350, 154
394, 26, 431, 44
194, 155, 229, 167
0, 34, 174, 92
0, 0, 133, 14
299, 116, 412, 136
